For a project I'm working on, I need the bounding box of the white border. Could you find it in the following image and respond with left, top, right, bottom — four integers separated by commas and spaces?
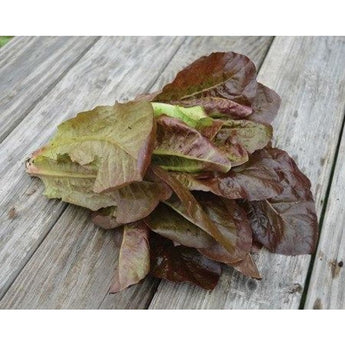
1, 310, 344, 345
0, 0, 345, 35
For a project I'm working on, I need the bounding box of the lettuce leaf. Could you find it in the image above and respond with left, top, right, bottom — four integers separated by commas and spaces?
195, 193, 252, 264
110, 222, 150, 293
90, 179, 172, 227
242, 148, 318, 255
91, 207, 122, 230
169, 148, 284, 201
35, 101, 156, 192
230, 254, 261, 279
152, 52, 280, 124
215, 120, 272, 155
152, 102, 211, 127
26, 154, 116, 210
153, 115, 231, 173
154, 52, 257, 109
150, 233, 221, 290
169, 97, 253, 119
27, 154, 171, 224
248, 83, 281, 124
151, 165, 238, 255
145, 203, 214, 249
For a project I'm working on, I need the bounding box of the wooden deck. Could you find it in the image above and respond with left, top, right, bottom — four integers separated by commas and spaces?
0, 36, 344, 309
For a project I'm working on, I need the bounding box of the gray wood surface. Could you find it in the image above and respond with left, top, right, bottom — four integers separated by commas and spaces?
305, 126, 345, 309
149, 36, 345, 309
0, 36, 344, 309
0, 36, 273, 309
0, 36, 98, 142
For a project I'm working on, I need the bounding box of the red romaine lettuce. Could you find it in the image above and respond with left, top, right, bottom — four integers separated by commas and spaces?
26, 51, 318, 293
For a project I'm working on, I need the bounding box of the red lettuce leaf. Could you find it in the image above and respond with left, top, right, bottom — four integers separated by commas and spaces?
215, 120, 272, 155
195, 193, 252, 264
170, 148, 284, 201
144, 53, 281, 123
211, 119, 272, 166
112, 180, 172, 224
230, 253, 261, 279
91, 207, 121, 230
153, 115, 231, 173
242, 147, 318, 255
248, 83, 281, 125
150, 233, 221, 290
145, 203, 214, 249
151, 165, 238, 255
110, 221, 150, 293
169, 97, 253, 119
154, 52, 257, 109
91, 180, 172, 229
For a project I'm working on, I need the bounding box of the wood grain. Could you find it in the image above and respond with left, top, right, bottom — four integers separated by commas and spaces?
0, 36, 98, 142
0, 36, 184, 304
149, 36, 345, 309
304, 124, 345, 309
0, 36, 273, 309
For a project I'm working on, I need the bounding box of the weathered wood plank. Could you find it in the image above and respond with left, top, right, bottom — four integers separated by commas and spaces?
0, 37, 273, 309
0, 36, 185, 304
149, 36, 345, 309
0, 36, 98, 142
304, 124, 345, 309
0, 206, 159, 309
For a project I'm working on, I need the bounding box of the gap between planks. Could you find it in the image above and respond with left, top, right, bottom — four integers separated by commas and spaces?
299, 105, 345, 309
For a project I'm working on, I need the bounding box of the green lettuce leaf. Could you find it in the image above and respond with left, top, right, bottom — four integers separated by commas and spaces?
110, 222, 150, 293
26, 154, 116, 210
152, 102, 211, 127
27, 154, 171, 224
152, 102, 224, 139
36, 101, 156, 192
169, 97, 253, 119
